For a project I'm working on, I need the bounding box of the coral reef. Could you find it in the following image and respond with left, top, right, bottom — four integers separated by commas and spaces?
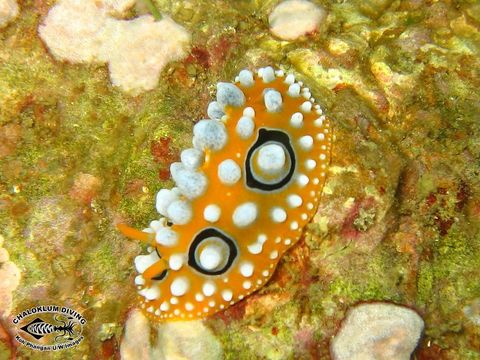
0, 0, 479, 358
330, 302, 424, 360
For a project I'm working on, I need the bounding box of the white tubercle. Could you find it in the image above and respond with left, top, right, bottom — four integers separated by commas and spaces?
240, 261, 254, 277
155, 188, 180, 217
288, 194, 303, 208
290, 112, 303, 128
170, 162, 208, 199
193, 119, 228, 151
297, 174, 310, 187
232, 202, 258, 228
169, 254, 184, 271
166, 200, 193, 225
139, 286, 161, 301
216, 82, 246, 108
262, 66, 275, 83
236, 116, 255, 139
135, 275, 145, 285
299, 135, 314, 150
239, 69, 254, 87
203, 204, 221, 223
285, 73, 295, 85
181, 148, 204, 169
170, 277, 190, 296
149, 220, 163, 232
207, 101, 225, 120
257, 144, 286, 174
202, 281, 216, 296
134, 251, 160, 273
243, 107, 255, 118
300, 101, 312, 112
222, 289, 233, 301
160, 302, 170, 311
264, 89, 283, 112
199, 244, 224, 270
155, 228, 178, 247
275, 69, 285, 77
271, 207, 287, 223
288, 83, 301, 97
218, 159, 241, 185
305, 159, 317, 170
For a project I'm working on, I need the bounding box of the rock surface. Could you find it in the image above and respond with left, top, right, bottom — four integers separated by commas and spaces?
0, 0, 18, 28
331, 303, 424, 360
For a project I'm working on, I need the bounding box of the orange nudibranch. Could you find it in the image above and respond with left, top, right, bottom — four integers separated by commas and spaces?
118, 66, 332, 321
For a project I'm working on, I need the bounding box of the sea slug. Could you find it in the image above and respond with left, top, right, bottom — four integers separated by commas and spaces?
118, 66, 332, 320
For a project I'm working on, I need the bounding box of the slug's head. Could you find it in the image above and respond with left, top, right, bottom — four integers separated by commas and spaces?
119, 66, 332, 320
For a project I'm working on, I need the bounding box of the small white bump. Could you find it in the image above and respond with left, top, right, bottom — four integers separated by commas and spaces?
243, 281, 252, 290
284, 239, 292, 245
305, 159, 317, 170
290, 112, 303, 128
264, 89, 283, 112
307, 202, 314, 210
204, 204, 221, 223
301, 213, 308, 220
236, 116, 255, 139
155, 309, 161, 316
208, 300, 215, 307
248, 242, 263, 255
167, 200, 193, 225
313, 178, 320, 185
174, 309, 180, 316
232, 202, 258, 228
216, 82, 246, 108
243, 107, 255, 118
146, 306, 154, 313
135, 275, 145, 285
262, 270, 269, 277
319, 154, 327, 160
199, 244, 225, 271
185, 302, 194, 311
287, 194, 303, 208
321, 172, 326, 177
316, 133, 325, 141
181, 148, 204, 169
218, 159, 241, 185
258, 67, 264, 77
155, 228, 178, 247
290, 221, 299, 230
288, 83, 301, 97
316, 108, 323, 115
275, 237, 281, 244
297, 174, 310, 187
284, 73, 295, 85
170, 297, 179, 305
156, 188, 180, 217
298, 135, 313, 150
239, 295, 244, 300
203, 307, 209, 313
202, 281, 216, 296
222, 289, 233, 302
300, 101, 312, 112
262, 66, 275, 83
169, 253, 184, 271
239, 69, 254, 87
258, 234, 267, 243
303, 91, 312, 100
134, 251, 160, 274
269, 250, 279, 259
170, 277, 190, 296
257, 143, 286, 174
138, 286, 161, 301
314, 115, 325, 127
321, 145, 327, 150
257, 279, 263, 285
271, 207, 287, 223
195, 293, 204, 302
240, 262, 254, 277
275, 69, 285, 77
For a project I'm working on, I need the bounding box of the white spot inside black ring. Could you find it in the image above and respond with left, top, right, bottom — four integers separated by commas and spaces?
188, 228, 238, 276
245, 128, 296, 191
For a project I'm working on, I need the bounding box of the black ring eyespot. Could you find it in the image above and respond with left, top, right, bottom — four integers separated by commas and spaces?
245, 128, 296, 191
188, 228, 238, 276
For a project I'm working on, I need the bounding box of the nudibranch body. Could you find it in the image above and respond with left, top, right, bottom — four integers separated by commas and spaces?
119, 66, 332, 320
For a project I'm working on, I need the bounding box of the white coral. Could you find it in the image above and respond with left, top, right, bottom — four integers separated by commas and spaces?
0, 0, 19, 28
38, 0, 190, 94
